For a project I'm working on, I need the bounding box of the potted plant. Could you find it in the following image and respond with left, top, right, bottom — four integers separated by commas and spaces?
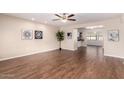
56, 30, 64, 50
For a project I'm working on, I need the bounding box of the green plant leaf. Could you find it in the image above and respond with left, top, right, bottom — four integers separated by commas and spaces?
56, 30, 65, 41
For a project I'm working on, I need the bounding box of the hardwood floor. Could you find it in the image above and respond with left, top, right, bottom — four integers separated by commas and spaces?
0, 46, 124, 79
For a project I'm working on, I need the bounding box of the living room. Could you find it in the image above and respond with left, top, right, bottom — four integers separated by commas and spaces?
0, 0, 124, 93
0, 13, 124, 79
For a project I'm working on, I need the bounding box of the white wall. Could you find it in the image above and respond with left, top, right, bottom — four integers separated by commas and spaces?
0, 15, 59, 61
61, 15, 124, 58
61, 28, 75, 50
103, 16, 124, 58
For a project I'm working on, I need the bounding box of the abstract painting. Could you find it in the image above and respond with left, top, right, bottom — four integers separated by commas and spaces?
67, 32, 72, 39
108, 30, 119, 42
35, 30, 43, 39
21, 29, 33, 40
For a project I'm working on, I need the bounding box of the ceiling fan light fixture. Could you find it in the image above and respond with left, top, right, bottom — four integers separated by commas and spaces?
61, 19, 67, 23
53, 13, 76, 22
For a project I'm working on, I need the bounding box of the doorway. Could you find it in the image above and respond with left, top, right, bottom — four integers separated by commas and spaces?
77, 27, 104, 48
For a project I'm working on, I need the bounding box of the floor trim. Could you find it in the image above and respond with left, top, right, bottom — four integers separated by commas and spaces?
62, 48, 75, 51
1, 49, 124, 61
0, 48, 58, 61
104, 54, 124, 59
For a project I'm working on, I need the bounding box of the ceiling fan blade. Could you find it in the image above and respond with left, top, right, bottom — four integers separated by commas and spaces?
52, 19, 60, 21
68, 14, 75, 18
54, 14, 62, 18
68, 19, 76, 21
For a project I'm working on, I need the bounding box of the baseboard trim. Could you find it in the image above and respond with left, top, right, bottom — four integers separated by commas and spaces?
2, 49, 123, 61
62, 48, 75, 51
0, 48, 58, 61
104, 54, 124, 59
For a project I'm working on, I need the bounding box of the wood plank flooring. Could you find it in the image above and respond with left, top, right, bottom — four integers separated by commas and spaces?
0, 46, 124, 79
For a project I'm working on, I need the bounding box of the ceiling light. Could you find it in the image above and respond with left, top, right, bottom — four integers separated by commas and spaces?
61, 19, 67, 23
85, 25, 104, 29
31, 18, 35, 21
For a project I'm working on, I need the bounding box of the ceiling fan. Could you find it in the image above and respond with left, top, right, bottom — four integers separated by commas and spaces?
52, 13, 76, 22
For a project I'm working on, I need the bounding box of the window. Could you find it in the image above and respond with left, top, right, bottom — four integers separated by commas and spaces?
86, 32, 103, 40
90, 36, 97, 40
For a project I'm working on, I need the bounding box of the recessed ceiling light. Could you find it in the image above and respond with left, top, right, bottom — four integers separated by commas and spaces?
31, 18, 35, 21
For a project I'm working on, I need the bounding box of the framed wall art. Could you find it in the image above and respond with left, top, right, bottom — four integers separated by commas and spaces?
108, 29, 119, 42
21, 29, 33, 40
67, 32, 72, 39
35, 30, 43, 39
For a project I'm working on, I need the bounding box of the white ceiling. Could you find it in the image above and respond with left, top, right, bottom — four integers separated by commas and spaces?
4, 13, 120, 27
